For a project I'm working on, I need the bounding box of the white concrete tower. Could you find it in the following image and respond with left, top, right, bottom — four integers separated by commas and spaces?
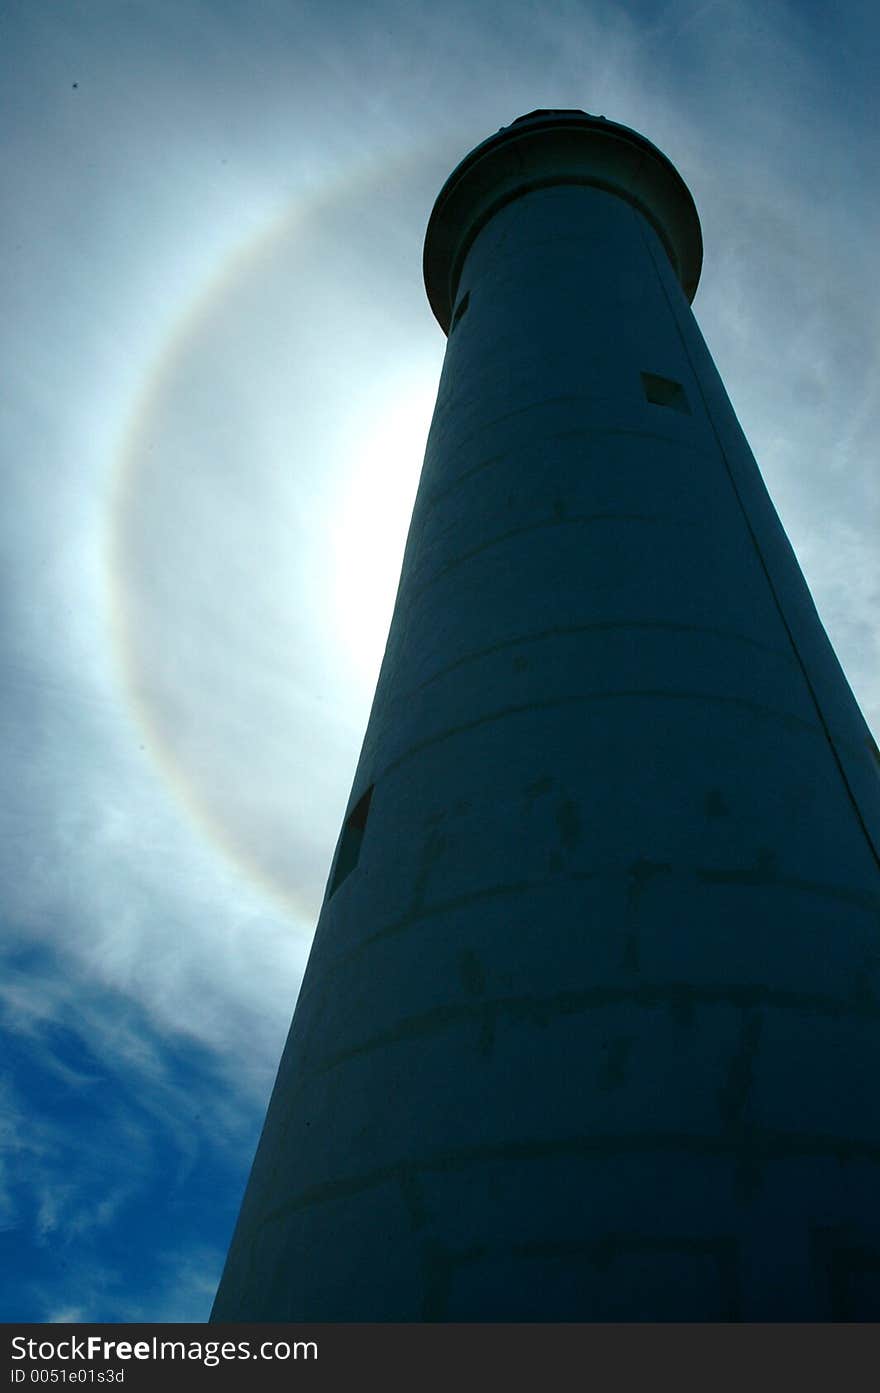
213, 111, 880, 1320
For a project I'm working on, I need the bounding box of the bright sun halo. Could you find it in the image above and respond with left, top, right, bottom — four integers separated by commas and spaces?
330, 380, 437, 694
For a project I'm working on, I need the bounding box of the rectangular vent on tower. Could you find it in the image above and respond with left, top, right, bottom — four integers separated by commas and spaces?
641, 371, 690, 413
328, 785, 373, 898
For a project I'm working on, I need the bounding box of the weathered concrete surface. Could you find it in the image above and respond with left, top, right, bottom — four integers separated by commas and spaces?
212, 112, 880, 1321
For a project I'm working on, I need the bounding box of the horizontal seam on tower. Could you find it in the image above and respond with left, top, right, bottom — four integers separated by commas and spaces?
392, 621, 800, 701
302, 868, 879, 992
379, 688, 824, 780
427, 414, 710, 485
405, 512, 689, 601
254, 1129, 880, 1230
306, 981, 880, 1079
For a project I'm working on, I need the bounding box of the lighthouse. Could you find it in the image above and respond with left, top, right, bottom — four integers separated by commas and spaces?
212, 111, 880, 1320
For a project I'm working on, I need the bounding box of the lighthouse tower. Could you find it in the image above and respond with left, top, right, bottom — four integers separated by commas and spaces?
212, 111, 880, 1320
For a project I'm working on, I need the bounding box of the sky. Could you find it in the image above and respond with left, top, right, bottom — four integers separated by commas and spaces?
1, 0, 878, 1323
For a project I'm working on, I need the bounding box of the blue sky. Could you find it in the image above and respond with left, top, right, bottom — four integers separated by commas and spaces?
2, 0, 878, 1321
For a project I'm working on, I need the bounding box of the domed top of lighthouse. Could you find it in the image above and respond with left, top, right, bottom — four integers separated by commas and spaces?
424, 109, 703, 332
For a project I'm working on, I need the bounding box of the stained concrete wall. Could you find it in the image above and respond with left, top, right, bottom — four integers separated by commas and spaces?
212, 121, 880, 1320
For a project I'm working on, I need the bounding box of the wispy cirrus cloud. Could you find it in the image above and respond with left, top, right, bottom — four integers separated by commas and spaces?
0, 949, 265, 1321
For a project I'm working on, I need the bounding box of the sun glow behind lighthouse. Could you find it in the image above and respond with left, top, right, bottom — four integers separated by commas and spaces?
329, 381, 437, 695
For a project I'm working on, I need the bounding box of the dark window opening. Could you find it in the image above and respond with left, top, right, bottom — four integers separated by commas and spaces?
451, 290, 470, 331
641, 371, 690, 413
328, 784, 373, 898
